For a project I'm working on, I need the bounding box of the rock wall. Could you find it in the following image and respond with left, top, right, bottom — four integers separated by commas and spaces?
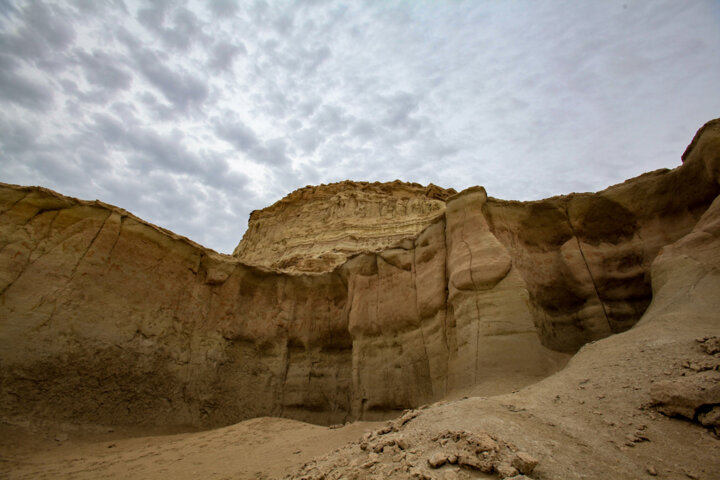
0, 183, 561, 427
233, 180, 455, 273
0, 190, 353, 427
0, 119, 718, 429
485, 149, 719, 351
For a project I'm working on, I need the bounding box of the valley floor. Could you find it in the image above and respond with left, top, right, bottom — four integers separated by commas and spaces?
0, 417, 381, 480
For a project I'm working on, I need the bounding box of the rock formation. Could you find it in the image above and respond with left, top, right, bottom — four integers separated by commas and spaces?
287, 121, 720, 479
0, 119, 719, 436
233, 180, 455, 272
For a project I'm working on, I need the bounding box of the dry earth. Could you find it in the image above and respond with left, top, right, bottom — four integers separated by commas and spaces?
0, 417, 380, 479
1, 119, 719, 479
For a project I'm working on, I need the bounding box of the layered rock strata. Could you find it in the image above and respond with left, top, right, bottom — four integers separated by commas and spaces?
233, 180, 455, 272
0, 119, 718, 430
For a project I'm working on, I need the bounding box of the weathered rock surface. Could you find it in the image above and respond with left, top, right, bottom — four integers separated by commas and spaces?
285, 120, 720, 479
233, 180, 455, 273
0, 119, 719, 433
650, 336, 720, 434
0, 182, 561, 427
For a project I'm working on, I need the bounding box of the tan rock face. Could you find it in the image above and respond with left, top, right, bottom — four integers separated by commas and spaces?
232, 180, 455, 273
0, 120, 718, 430
485, 148, 719, 351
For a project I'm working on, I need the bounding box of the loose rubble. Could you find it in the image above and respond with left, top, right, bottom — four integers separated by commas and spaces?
287, 410, 539, 480
650, 337, 720, 436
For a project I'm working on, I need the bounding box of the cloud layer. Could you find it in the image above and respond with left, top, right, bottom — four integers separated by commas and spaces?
1, 0, 719, 253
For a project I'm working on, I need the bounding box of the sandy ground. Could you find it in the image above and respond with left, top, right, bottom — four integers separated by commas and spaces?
0, 417, 380, 479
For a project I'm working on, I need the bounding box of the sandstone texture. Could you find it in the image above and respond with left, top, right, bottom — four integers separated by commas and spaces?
0, 180, 563, 427
0, 119, 719, 479
233, 180, 455, 273
283, 119, 720, 479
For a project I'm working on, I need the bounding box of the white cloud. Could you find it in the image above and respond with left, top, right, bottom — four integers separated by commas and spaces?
0, 0, 719, 254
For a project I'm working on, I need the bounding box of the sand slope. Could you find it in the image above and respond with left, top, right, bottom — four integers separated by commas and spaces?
1, 418, 380, 479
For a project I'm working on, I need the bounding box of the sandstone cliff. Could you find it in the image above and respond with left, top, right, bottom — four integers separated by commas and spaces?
0, 119, 718, 432
288, 152, 720, 479
233, 180, 455, 272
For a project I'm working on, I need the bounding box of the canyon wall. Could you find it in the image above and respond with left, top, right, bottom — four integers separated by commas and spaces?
485, 154, 718, 351
0, 119, 718, 428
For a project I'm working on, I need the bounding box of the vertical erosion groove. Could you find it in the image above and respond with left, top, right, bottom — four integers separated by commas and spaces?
411, 244, 432, 399
442, 217, 451, 396
458, 200, 483, 384
564, 205, 612, 333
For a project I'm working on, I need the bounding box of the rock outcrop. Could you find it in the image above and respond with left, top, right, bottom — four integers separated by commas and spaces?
233, 180, 455, 273
0, 119, 718, 431
287, 167, 720, 479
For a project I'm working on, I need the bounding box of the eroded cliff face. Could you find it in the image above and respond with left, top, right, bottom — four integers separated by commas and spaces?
1, 120, 718, 429
0, 183, 561, 427
485, 153, 719, 351
233, 180, 455, 273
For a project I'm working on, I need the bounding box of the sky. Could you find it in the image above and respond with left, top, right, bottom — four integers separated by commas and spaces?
1, 1, 719, 254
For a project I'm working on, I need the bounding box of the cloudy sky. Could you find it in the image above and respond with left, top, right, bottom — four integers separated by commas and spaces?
1, 0, 719, 254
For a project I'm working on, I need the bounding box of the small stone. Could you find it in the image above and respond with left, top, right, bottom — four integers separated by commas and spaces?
410, 469, 432, 479
54, 433, 69, 442
427, 453, 447, 468
457, 454, 493, 473
647, 465, 658, 476
376, 424, 393, 435
699, 336, 720, 355
496, 461, 519, 478
382, 444, 399, 454
447, 454, 458, 464
698, 405, 720, 429
511, 451, 539, 475
626, 431, 649, 443
396, 409, 420, 427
